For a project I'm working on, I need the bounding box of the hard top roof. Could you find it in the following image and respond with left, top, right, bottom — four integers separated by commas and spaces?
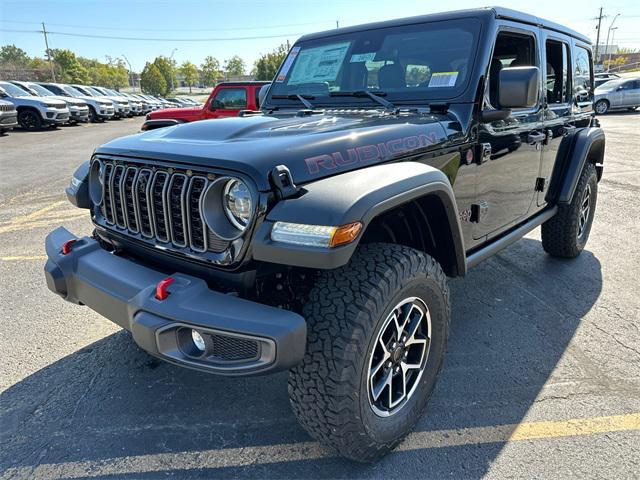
299, 7, 591, 45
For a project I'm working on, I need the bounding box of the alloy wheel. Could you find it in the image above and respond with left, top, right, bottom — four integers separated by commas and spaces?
368, 297, 431, 417
578, 184, 591, 239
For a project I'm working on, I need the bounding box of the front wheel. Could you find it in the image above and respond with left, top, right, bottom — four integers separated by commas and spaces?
541, 163, 598, 258
288, 244, 450, 462
18, 110, 42, 130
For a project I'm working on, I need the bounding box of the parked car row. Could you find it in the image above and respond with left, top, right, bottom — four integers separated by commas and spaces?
0, 78, 200, 133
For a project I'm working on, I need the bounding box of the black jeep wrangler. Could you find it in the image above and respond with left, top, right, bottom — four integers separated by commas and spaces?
45, 7, 604, 461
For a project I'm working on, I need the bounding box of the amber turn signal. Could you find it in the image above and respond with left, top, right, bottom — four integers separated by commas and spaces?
329, 222, 363, 248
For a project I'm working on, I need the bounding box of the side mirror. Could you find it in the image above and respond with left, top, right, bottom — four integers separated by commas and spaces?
258, 83, 271, 107
498, 66, 539, 108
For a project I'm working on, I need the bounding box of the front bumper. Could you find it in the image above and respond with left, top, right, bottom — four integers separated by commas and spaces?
44, 108, 70, 124
0, 112, 18, 129
70, 108, 90, 122
44, 227, 306, 376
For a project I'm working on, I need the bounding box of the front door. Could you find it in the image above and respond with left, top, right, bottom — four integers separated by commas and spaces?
475, 27, 544, 240
205, 87, 248, 119
619, 79, 640, 108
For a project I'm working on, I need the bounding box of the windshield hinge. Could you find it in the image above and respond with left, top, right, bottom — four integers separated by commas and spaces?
270, 165, 299, 199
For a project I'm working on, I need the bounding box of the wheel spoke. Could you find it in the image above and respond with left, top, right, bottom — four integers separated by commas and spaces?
389, 368, 407, 408
370, 339, 391, 378
372, 369, 392, 402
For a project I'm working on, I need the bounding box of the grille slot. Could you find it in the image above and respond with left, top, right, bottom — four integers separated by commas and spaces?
94, 160, 232, 255
209, 334, 259, 362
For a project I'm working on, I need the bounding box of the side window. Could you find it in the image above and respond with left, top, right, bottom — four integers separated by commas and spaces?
545, 40, 570, 104
255, 88, 261, 108
573, 46, 593, 103
620, 81, 635, 90
211, 88, 247, 110
489, 31, 537, 108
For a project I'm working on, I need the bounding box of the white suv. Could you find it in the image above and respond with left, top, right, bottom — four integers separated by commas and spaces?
38, 83, 115, 122
0, 80, 69, 130
11, 81, 90, 124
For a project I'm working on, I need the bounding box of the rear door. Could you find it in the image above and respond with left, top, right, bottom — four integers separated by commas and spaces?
538, 32, 573, 208
571, 43, 594, 127
205, 86, 248, 119
619, 79, 640, 107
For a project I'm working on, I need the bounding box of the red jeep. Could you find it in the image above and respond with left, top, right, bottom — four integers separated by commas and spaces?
142, 81, 269, 130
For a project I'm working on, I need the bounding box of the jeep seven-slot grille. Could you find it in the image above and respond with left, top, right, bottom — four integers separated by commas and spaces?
98, 160, 229, 253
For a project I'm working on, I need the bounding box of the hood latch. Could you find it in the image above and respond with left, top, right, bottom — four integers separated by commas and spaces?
270, 165, 299, 199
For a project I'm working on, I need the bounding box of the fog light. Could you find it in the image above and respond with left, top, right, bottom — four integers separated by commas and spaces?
191, 330, 206, 352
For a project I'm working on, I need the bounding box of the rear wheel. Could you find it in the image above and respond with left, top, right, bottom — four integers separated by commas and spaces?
18, 109, 42, 130
595, 99, 609, 114
288, 243, 450, 461
541, 163, 598, 258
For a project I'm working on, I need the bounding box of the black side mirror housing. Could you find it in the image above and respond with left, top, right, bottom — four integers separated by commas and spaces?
258, 83, 271, 108
498, 66, 540, 108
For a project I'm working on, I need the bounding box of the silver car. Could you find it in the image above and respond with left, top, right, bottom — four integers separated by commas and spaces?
594, 78, 640, 114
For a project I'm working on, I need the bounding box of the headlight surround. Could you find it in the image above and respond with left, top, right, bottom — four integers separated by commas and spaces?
201, 177, 254, 241
223, 179, 252, 230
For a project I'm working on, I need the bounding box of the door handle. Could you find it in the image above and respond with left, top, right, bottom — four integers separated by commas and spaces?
527, 132, 546, 144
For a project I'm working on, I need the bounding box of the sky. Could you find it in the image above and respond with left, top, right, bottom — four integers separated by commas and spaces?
1, 0, 639, 72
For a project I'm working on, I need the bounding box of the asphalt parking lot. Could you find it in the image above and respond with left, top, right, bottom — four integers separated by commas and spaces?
1, 114, 639, 479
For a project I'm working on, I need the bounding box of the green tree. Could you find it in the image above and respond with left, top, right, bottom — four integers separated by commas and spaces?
0, 44, 30, 65
180, 61, 199, 93
253, 44, 288, 81
201, 56, 222, 86
224, 55, 246, 77
140, 63, 167, 96
152, 56, 176, 93
51, 49, 89, 83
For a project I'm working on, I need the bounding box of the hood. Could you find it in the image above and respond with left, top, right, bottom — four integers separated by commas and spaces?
79, 95, 111, 105
149, 106, 203, 121
13, 96, 66, 107
53, 96, 87, 107
97, 109, 469, 190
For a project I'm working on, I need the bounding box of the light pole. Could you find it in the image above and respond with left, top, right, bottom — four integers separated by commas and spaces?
607, 27, 618, 71
603, 13, 620, 66
169, 48, 178, 92
121, 54, 135, 92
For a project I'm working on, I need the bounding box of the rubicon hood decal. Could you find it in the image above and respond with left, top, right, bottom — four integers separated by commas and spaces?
97, 112, 453, 190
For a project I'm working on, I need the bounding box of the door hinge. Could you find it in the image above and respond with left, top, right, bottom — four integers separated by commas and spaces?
470, 201, 488, 223
535, 177, 546, 192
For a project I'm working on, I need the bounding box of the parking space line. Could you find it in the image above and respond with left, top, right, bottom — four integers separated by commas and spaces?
6, 200, 66, 225
2, 412, 638, 479
0, 255, 47, 261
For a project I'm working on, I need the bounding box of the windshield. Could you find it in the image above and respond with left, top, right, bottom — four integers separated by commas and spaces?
62, 85, 84, 97
268, 18, 480, 107
83, 86, 104, 97
0, 81, 34, 97
24, 83, 54, 97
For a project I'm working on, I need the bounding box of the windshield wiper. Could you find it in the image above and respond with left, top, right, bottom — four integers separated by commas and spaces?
329, 90, 397, 111
271, 94, 315, 109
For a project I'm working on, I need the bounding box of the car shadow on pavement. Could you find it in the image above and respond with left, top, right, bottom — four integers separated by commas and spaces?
0, 238, 603, 479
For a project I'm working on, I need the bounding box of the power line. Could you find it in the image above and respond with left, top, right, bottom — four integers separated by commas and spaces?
0, 18, 332, 32
0, 28, 304, 42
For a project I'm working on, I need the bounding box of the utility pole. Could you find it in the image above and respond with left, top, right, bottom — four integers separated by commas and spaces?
169, 48, 178, 92
41, 22, 56, 82
336, 20, 339, 29
593, 7, 604, 63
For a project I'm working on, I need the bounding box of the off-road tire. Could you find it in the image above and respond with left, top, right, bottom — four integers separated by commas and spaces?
18, 109, 42, 130
288, 243, 450, 462
595, 99, 609, 115
542, 162, 598, 258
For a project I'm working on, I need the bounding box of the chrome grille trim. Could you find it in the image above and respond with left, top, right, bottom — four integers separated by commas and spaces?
94, 159, 228, 255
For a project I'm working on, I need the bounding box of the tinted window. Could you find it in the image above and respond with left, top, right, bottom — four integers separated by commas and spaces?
573, 46, 593, 103
488, 32, 537, 108
269, 18, 481, 106
545, 40, 569, 104
211, 88, 247, 109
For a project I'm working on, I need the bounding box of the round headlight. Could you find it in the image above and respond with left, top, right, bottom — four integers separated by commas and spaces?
223, 179, 252, 230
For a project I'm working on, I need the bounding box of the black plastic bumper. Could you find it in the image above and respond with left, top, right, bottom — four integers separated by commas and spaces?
44, 227, 306, 376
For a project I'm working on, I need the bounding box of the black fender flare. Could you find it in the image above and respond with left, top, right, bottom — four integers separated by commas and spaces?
547, 127, 605, 205
140, 118, 183, 131
251, 162, 466, 274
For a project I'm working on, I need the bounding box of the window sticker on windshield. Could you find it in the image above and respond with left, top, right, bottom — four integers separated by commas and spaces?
350, 52, 376, 63
428, 71, 459, 88
288, 42, 351, 85
276, 47, 301, 82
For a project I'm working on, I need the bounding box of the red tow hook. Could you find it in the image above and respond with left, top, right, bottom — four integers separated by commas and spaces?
61, 239, 77, 255
155, 277, 175, 301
